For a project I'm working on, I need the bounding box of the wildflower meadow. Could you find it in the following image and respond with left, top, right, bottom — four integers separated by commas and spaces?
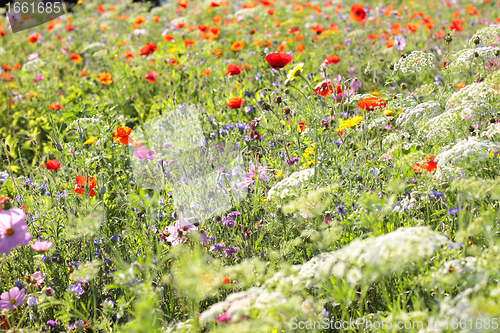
1, 0, 500, 331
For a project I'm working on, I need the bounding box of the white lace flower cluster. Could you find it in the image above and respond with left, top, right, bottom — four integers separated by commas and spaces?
446, 81, 498, 112
267, 168, 314, 200
199, 227, 449, 325
393, 51, 435, 75
482, 123, 500, 138
434, 137, 500, 180
298, 226, 449, 288
468, 25, 500, 46
396, 101, 443, 128
447, 46, 500, 72
436, 137, 500, 166
0, 171, 9, 184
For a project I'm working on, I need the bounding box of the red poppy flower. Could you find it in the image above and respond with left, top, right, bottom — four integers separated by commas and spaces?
113, 127, 134, 145
449, 19, 464, 31
226, 97, 243, 109
350, 4, 366, 22
43, 159, 61, 170
422, 155, 437, 172
297, 121, 307, 132
222, 277, 230, 284
313, 79, 334, 97
73, 175, 96, 197
357, 97, 386, 111
324, 55, 340, 65
265, 53, 292, 69
226, 64, 242, 76
140, 42, 158, 56
49, 103, 63, 110
145, 71, 158, 83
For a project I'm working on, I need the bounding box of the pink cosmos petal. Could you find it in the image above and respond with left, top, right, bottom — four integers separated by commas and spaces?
0, 208, 32, 255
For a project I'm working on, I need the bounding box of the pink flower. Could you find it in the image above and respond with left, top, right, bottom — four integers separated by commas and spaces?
216, 312, 231, 323
236, 164, 268, 189
30, 272, 44, 287
0, 208, 32, 254
30, 240, 52, 253
161, 220, 198, 246
0, 287, 25, 310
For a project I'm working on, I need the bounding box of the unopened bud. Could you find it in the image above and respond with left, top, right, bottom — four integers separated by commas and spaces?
472, 36, 480, 45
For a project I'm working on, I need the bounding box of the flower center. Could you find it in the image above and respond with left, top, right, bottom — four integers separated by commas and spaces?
250, 175, 255, 180
10, 299, 16, 305
6, 228, 14, 236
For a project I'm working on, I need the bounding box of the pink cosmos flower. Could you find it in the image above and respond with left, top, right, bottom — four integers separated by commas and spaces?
30, 272, 44, 287
236, 164, 268, 189
0, 208, 32, 255
30, 240, 52, 253
161, 220, 198, 246
0, 287, 26, 310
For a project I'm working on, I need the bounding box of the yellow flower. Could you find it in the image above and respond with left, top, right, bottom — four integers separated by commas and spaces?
368, 91, 380, 96
338, 115, 364, 131
83, 137, 97, 145
275, 169, 283, 178
233, 82, 240, 89
287, 63, 304, 81
302, 147, 315, 158
383, 110, 395, 116
168, 45, 178, 54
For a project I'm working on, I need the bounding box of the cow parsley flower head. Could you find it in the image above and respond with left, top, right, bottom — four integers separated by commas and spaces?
393, 51, 435, 75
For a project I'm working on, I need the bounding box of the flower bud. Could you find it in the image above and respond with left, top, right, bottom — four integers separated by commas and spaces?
472, 36, 480, 45
444, 34, 453, 43
401, 83, 407, 90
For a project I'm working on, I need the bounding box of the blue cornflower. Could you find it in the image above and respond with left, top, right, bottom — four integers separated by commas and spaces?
447, 208, 459, 215
430, 191, 445, 198
333, 205, 346, 216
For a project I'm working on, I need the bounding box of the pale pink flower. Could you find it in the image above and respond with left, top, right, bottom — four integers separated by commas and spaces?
0, 287, 25, 310
30, 272, 44, 287
0, 208, 32, 254
236, 164, 268, 189
30, 240, 52, 253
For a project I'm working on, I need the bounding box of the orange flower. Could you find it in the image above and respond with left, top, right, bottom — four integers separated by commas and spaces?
296, 43, 305, 53
201, 69, 211, 77
184, 39, 196, 47
357, 97, 386, 111
212, 15, 222, 25
27, 33, 40, 43
153, 16, 160, 22
350, 4, 366, 22
212, 49, 222, 57
113, 127, 134, 145
386, 39, 395, 48
0, 73, 13, 82
226, 97, 243, 109
391, 23, 402, 35
230, 41, 244, 51
73, 175, 97, 197
82, 69, 87, 77
134, 16, 146, 24
12, 63, 20, 70
413, 155, 437, 173
69, 53, 82, 64
198, 24, 208, 32
95, 72, 113, 85
457, 82, 466, 91
49, 103, 63, 110
163, 34, 175, 42
222, 277, 230, 284
124, 51, 134, 59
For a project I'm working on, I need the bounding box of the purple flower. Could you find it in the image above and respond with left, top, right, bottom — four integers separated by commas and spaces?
47, 320, 58, 327
447, 208, 459, 215
286, 157, 299, 165
134, 148, 157, 162
0, 208, 32, 255
224, 246, 239, 257
430, 191, 445, 198
0, 287, 26, 310
69, 283, 84, 295
209, 242, 225, 252
333, 205, 346, 216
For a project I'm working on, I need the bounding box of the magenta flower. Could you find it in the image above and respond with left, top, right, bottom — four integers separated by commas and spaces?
0, 287, 26, 310
30, 272, 44, 287
133, 148, 158, 162
236, 164, 268, 189
30, 240, 52, 253
216, 312, 231, 323
0, 208, 32, 255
